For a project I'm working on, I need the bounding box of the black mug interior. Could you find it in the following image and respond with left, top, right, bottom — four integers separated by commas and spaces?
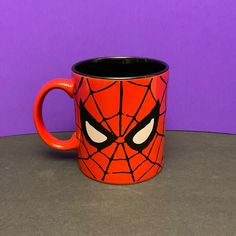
72, 57, 168, 79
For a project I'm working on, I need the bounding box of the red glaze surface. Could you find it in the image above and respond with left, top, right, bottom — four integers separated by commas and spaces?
34, 72, 168, 184
73, 71, 168, 184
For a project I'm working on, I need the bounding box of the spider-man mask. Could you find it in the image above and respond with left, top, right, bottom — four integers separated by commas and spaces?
74, 72, 168, 184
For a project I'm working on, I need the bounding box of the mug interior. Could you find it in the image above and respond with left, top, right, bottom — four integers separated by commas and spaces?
72, 57, 168, 79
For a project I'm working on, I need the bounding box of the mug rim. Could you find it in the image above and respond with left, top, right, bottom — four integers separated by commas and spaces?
72, 56, 169, 80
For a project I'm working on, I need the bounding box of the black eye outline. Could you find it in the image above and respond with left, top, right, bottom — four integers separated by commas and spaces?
80, 100, 117, 150
125, 100, 160, 151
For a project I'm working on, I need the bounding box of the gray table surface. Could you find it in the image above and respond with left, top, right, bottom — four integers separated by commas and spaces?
0, 131, 235, 236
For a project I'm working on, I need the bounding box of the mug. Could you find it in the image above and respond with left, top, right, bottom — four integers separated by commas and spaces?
33, 57, 169, 184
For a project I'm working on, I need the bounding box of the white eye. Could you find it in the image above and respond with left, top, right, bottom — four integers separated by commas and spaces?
85, 121, 107, 143
133, 118, 154, 144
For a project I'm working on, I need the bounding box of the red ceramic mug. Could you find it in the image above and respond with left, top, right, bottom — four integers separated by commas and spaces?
33, 57, 169, 184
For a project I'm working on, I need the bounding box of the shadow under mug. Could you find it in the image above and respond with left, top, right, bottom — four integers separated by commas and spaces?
33, 57, 169, 184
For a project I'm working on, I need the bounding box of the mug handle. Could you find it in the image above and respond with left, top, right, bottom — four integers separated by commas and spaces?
33, 79, 79, 151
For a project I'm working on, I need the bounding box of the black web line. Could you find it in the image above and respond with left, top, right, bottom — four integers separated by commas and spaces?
82, 81, 118, 105
80, 143, 89, 157
137, 163, 156, 181
90, 151, 110, 160
78, 121, 162, 182
77, 130, 119, 178
128, 78, 166, 107
128, 81, 149, 87
125, 114, 139, 123
78, 147, 111, 163
120, 143, 135, 181
137, 136, 164, 181
78, 128, 108, 161
86, 79, 114, 133
139, 138, 160, 165
100, 150, 112, 160
133, 159, 147, 172
119, 81, 123, 136
154, 137, 163, 163
91, 81, 117, 93
102, 144, 119, 181
160, 76, 167, 85
97, 77, 165, 178
148, 137, 162, 168
100, 112, 120, 123
115, 76, 166, 138
160, 88, 167, 115
150, 90, 157, 103
80, 144, 137, 178
82, 160, 97, 179
130, 132, 162, 178
76, 77, 166, 182
83, 78, 117, 105
147, 133, 159, 158
79, 134, 90, 157
83, 94, 91, 105
149, 76, 167, 109
123, 79, 153, 136
148, 79, 158, 103
90, 157, 107, 173
159, 77, 167, 115
157, 77, 167, 133
78, 121, 123, 169
74, 77, 84, 96
77, 126, 113, 162
128, 152, 141, 160
161, 86, 167, 105
86, 145, 112, 162
111, 132, 161, 181
77, 125, 110, 161
130, 155, 160, 182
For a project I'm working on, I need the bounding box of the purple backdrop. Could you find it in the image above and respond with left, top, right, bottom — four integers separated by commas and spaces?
1, 0, 236, 136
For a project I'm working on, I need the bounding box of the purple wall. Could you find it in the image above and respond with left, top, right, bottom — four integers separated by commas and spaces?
1, 0, 236, 136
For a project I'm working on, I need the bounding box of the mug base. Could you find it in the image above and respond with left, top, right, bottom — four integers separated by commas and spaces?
77, 160, 164, 185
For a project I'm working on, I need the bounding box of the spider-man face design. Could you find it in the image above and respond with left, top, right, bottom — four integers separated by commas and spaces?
74, 73, 168, 184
